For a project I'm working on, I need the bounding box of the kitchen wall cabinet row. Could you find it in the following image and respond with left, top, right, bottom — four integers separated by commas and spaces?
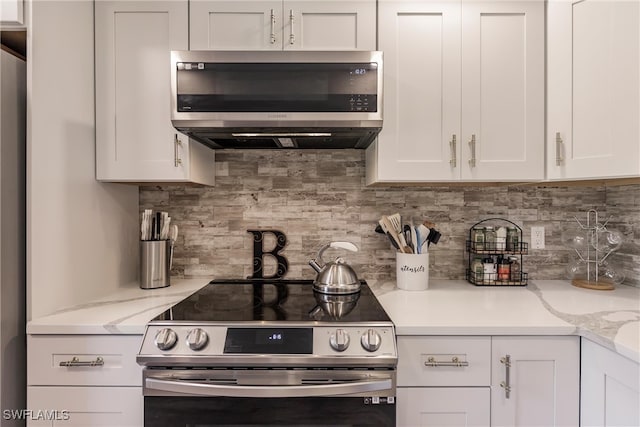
397, 336, 580, 427
367, 0, 640, 184
95, 0, 375, 185
95, 0, 638, 185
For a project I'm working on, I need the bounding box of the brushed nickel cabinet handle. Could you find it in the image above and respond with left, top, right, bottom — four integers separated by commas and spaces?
500, 354, 511, 398
555, 132, 564, 166
450, 134, 457, 167
468, 134, 476, 168
270, 9, 276, 44
289, 10, 295, 45
59, 356, 104, 367
424, 355, 469, 367
174, 134, 183, 167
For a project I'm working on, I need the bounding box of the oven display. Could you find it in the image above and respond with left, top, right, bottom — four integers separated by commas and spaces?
224, 328, 313, 354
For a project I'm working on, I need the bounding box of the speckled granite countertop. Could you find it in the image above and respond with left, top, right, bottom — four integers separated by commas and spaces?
27, 279, 639, 363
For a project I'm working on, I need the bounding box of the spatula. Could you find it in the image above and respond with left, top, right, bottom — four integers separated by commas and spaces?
386, 213, 412, 253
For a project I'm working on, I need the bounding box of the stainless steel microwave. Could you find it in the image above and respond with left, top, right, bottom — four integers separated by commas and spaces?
170, 50, 383, 149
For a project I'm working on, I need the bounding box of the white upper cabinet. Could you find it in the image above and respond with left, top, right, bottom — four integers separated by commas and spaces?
190, 0, 376, 50
547, 0, 640, 180
367, 0, 544, 183
0, 0, 24, 26
95, 0, 215, 185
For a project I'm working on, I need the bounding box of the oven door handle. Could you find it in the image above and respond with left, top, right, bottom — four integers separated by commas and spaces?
145, 377, 393, 398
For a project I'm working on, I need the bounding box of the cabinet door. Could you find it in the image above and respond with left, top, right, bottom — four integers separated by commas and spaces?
285, 0, 376, 50
0, 0, 24, 26
190, 1, 283, 50
547, 0, 640, 180
581, 339, 640, 427
96, 0, 213, 184
461, 0, 544, 181
27, 386, 142, 427
491, 336, 579, 427
398, 387, 490, 427
369, 0, 461, 182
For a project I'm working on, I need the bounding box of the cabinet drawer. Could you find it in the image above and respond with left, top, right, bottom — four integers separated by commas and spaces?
397, 336, 491, 386
28, 335, 142, 386
27, 386, 142, 427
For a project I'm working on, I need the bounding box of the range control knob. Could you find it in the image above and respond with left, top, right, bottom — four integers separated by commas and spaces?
329, 329, 350, 352
360, 329, 381, 352
154, 328, 178, 351
186, 328, 209, 351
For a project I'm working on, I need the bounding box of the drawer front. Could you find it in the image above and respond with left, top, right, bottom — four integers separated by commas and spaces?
28, 335, 142, 386
27, 386, 142, 427
397, 336, 491, 386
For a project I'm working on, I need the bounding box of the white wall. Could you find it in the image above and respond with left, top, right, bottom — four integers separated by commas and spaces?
27, 0, 139, 320
1, 47, 26, 421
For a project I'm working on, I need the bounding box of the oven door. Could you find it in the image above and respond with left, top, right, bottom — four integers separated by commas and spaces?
143, 368, 396, 426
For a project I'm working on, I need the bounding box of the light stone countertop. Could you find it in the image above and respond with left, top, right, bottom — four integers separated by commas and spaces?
26, 278, 211, 335
374, 279, 640, 363
27, 278, 639, 363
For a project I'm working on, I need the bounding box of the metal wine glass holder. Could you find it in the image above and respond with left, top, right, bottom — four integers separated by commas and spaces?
569, 209, 621, 290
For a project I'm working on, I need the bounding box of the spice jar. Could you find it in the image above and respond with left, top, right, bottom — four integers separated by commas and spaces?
471, 257, 484, 284
484, 226, 497, 251
507, 227, 519, 251
509, 256, 521, 282
498, 257, 511, 282
482, 257, 496, 284
496, 226, 507, 250
472, 226, 485, 251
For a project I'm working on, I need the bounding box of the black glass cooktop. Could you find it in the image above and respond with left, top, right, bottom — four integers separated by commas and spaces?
152, 279, 391, 323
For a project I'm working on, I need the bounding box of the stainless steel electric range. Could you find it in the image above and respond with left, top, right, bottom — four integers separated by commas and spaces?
137, 279, 397, 426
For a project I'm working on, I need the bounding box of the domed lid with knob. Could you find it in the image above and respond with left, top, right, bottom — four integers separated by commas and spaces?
309, 241, 360, 294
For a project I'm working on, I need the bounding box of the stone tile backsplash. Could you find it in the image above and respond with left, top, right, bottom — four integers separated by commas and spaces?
140, 150, 640, 287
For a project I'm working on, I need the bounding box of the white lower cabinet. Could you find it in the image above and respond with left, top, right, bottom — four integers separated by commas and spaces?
27, 387, 142, 427
398, 388, 490, 427
491, 336, 580, 427
581, 338, 640, 427
397, 335, 579, 427
27, 334, 143, 427
397, 336, 491, 427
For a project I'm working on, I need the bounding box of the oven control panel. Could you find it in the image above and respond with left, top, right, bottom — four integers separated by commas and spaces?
139, 324, 397, 361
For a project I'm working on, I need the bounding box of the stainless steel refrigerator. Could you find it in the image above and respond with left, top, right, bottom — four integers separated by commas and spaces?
0, 47, 26, 424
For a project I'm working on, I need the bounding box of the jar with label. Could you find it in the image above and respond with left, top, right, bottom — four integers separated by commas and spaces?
484, 226, 497, 251
483, 257, 496, 284
509, 256, 521, 282
472, 226, 485, 251
498, 257, 511, 282
471, 257, 484, 284
506, 227, 519, 251
496, 226, 507, 250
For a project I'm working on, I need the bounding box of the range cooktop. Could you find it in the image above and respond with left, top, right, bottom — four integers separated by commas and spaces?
138, 279, 397, 368
151, 279, 392, 324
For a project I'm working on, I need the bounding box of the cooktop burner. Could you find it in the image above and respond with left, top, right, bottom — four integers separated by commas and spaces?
152, 279, 391, 323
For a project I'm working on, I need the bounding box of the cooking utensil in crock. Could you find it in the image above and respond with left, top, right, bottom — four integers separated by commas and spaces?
309, 241, 360, 294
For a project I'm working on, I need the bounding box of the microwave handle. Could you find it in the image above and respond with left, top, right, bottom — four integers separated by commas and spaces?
145, 377, 392, 398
